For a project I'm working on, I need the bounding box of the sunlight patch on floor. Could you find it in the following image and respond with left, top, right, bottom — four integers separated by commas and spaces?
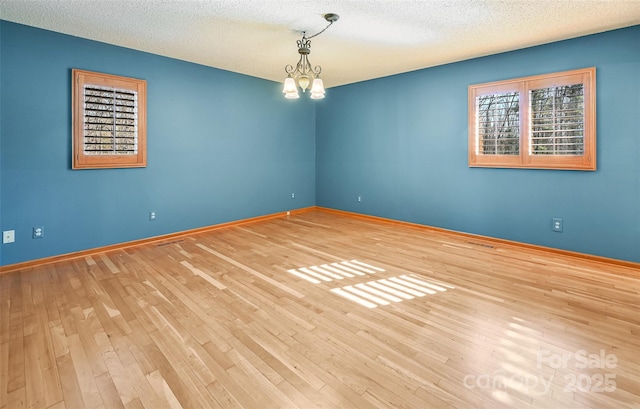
331, 274, 450, 308
288, 260, 384, 283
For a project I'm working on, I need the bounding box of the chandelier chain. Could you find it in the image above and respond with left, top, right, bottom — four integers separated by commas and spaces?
304, 19, 335, 40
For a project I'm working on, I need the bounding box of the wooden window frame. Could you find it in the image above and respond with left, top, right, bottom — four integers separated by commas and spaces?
72, 69, 147, 169
468, 67, 596, 171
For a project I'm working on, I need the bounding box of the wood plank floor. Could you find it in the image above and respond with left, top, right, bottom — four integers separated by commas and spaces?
1, 210, 638, 409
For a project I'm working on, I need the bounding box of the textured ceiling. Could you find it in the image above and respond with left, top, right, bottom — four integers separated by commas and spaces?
1, 0, 639, 88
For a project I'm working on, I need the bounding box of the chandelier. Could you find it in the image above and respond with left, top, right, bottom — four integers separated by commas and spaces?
282, 13, 339, 100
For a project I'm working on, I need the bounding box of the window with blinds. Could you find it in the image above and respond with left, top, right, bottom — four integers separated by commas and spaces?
468, 67, 595, 170
73, 69, 147, 169
83, 85, 138, 155
530, 84, 584, 156
476, 91, 520, 155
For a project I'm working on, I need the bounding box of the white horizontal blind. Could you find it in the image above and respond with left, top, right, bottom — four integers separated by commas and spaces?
530, 84, 584, 156
83, 85, 138, 155
476, 91, 520, 155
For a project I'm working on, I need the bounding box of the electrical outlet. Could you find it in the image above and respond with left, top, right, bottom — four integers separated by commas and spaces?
33, 226, 44, 239
3, 230, 15, 244
357, 195, 362, 202
552, 218, 563, 232
149, 211, 156, 221
291, 193, 295, 199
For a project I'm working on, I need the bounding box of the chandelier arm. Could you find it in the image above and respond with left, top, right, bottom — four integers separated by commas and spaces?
285, 64, 295, 75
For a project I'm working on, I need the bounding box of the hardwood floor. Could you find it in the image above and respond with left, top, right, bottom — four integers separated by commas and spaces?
1, 210, 638, 409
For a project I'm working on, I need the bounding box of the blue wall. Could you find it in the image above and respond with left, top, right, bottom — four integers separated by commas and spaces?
0, 21, 316, 266
2, 21, 639, 266
317, 25, 640, 263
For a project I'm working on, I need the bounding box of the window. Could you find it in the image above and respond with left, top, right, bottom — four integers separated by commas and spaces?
468, 67, 595, 170
72, 69, 147, 169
